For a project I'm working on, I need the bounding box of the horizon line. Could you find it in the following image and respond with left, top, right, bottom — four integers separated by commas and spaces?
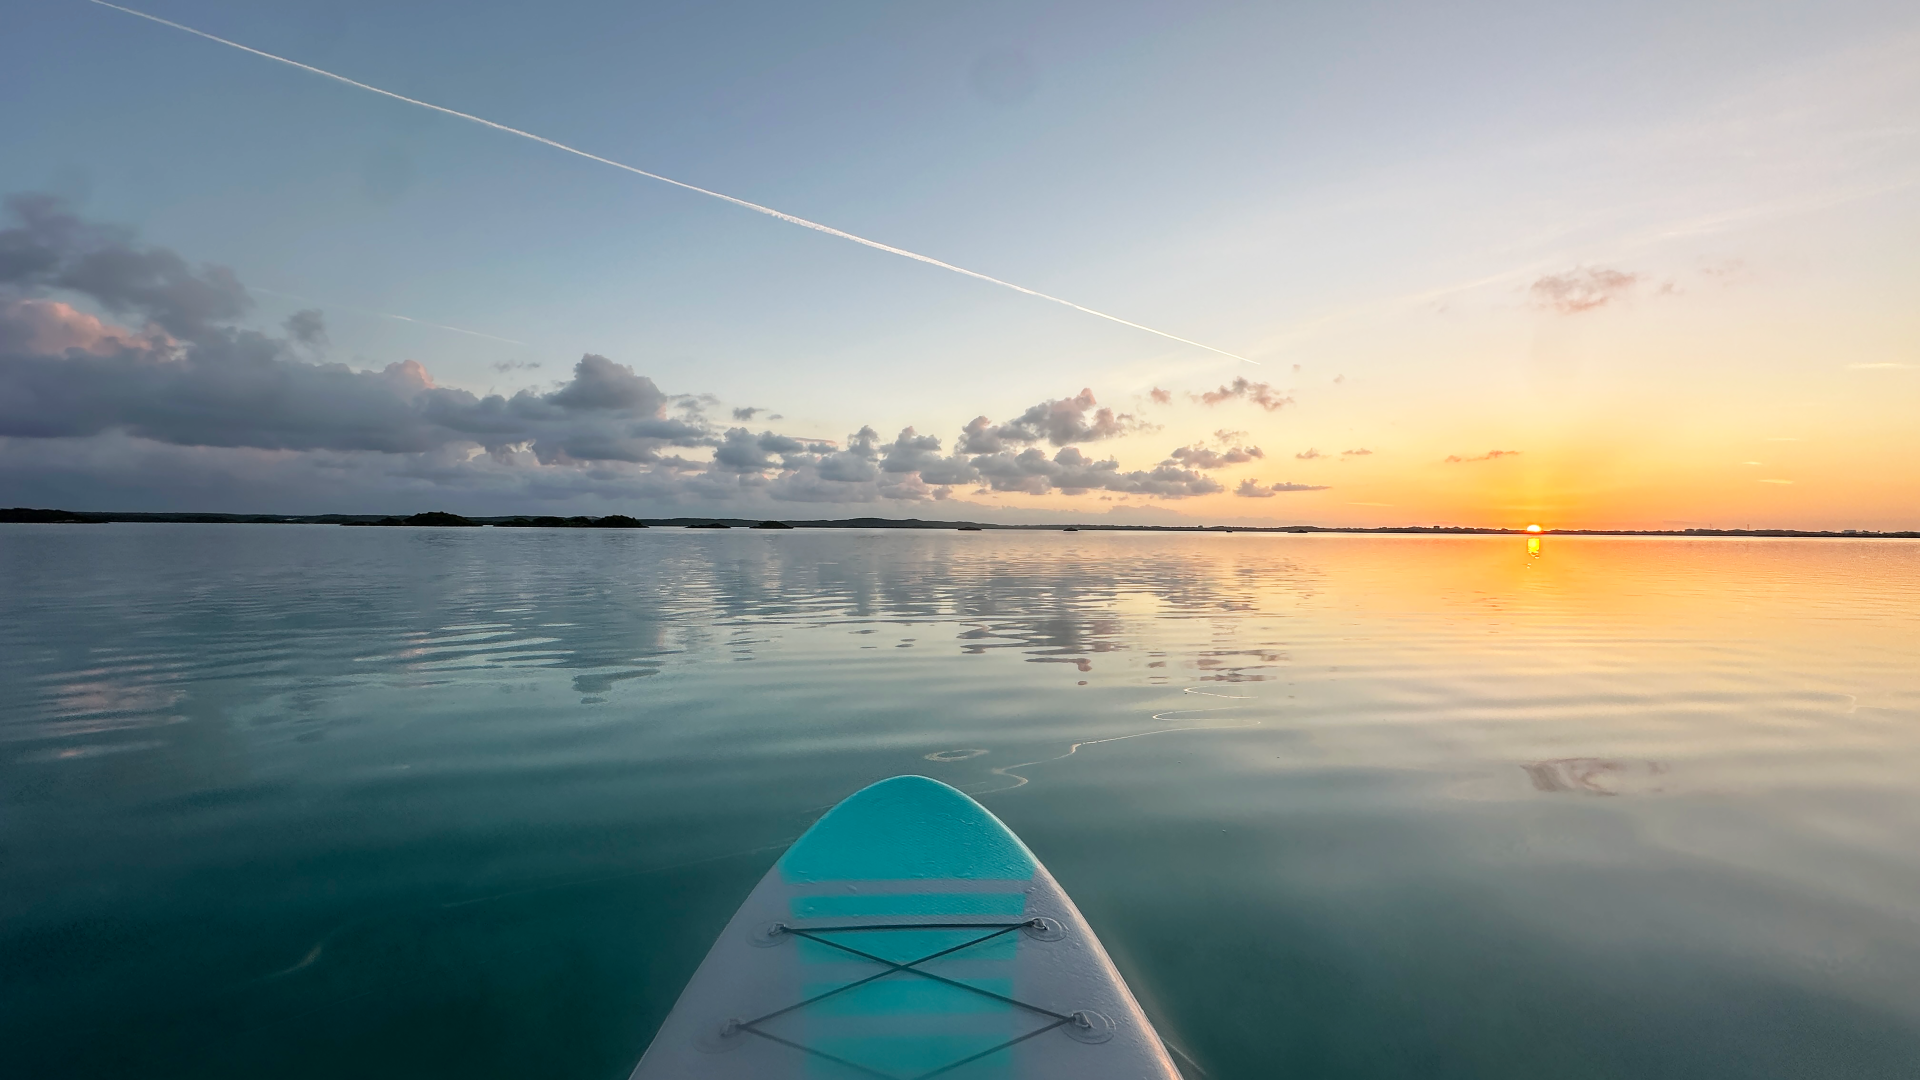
4, 508, 1913, 538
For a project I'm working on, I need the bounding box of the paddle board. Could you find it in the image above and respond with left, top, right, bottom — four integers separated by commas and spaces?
630, 774, 1181, 1079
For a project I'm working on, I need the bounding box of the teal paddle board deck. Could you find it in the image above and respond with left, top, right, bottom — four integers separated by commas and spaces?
630, 775, 1181, 1080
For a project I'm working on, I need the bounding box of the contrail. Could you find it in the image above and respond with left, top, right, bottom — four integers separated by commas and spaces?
88, 0, 1255, 364
245, 286, 527, 345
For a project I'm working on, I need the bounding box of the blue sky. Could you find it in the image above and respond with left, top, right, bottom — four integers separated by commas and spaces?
2, 0, 1916, 524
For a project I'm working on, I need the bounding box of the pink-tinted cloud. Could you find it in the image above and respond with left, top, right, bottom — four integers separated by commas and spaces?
0, 298, 161, 356
1530, 267, 1641, 314
1195, 377, 1291, 411
1444, 450, 1522, 463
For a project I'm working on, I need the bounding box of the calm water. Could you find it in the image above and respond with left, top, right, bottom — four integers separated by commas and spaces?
4, 525, 1919, 1079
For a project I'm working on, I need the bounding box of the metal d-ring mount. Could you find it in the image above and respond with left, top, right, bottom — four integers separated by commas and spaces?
1021, 916, 1065, 941
749, 920, 790, 947
1063, 1009, 1116, 1044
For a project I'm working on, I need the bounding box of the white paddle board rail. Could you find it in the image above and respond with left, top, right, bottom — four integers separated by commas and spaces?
630, 775, 1182, 1080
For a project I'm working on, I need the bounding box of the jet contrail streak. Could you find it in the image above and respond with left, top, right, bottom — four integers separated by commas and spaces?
88, 0, 1254, 364
244, 286, 528, 345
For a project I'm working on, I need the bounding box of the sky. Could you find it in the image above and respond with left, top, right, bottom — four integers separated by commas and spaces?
2, 0, 1916, 528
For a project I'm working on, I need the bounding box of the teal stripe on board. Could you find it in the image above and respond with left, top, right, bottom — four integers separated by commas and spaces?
801, 977, 1015, 1016
796, 929, 1020, 965
791, 892, 1027, 919
780, 776, 1037, 882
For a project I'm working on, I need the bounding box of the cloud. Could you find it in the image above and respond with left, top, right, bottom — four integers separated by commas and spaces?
490, 359, 541, 373
957, 388, 1148, 452
1149, 387, 1172, 404
970, 446, 1222, 497
1233, 478, 1273, 498
1166, 444, 1263, 469
1235, 478, 1328, 497
283, 309, 327, 347
1444, 450, 1522, 463
1341, 448, 1372, 457
0, 193, 249, 339
1194, 377, 1290, 411
1295, 448, 1324, 460
1529, 266, 1641, 314
0, 297, 165, 356
0, 196, 1231, 513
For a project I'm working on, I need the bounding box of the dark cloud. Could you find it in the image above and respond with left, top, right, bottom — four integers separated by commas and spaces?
710, 428, 833, 473
0, 194, 249, 339
0, 297, 718, 461
490, 359, 541, 373
283, 309, 327, 347
731, 406, 764, 420
1444, 450, 1522, 463
958, 388, 1148, 452
1195, 377, 1290, 411
1529, 266, 1640, 314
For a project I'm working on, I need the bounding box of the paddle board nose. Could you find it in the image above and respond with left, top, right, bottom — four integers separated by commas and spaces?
629, 774, 1181, 1079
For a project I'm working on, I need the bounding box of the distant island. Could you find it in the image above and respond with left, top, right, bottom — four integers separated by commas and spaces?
3, 507, 1914, 538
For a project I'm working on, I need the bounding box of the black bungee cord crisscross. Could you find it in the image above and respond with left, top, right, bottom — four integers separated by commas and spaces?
716, 918, 1100, 1080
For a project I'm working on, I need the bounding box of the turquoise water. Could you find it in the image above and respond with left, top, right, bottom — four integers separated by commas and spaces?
4, 524, 1919, 1078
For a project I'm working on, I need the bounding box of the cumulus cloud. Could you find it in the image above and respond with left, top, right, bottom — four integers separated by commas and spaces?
957, 388, 1148, 452
1166, 443, 1263, 469
0, 196, 1237, 513
0, 193, 249, 339
1529, 266, 1641, 314
970, 446, 1222, 497
1195, 377, 1290, 411
1444, 450, 1522, 463
1235, 478, 1328, 497
1149, 387, 1172, 405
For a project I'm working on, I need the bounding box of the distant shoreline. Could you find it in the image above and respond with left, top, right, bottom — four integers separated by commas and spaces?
3, 507, 1914, 539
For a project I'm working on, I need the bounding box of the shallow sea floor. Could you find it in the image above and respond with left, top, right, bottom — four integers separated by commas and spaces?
3, 525, 1918, 1078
